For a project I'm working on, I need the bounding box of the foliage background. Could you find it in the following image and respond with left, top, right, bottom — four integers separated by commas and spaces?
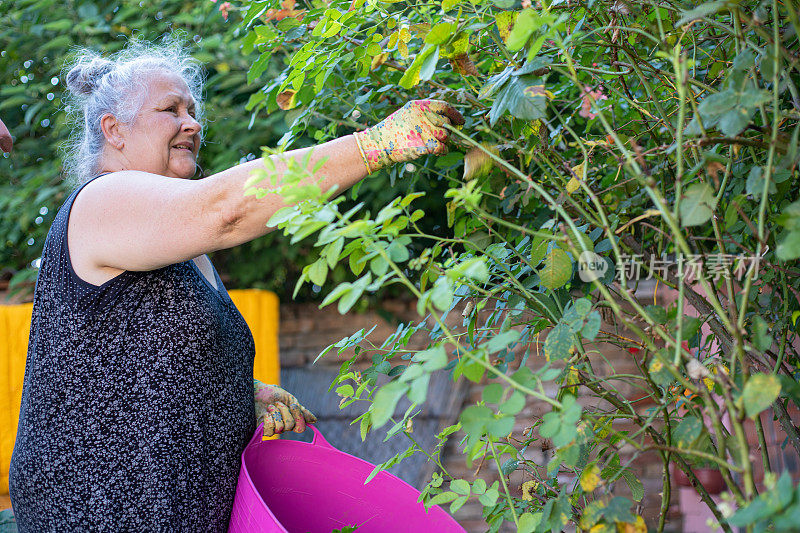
0, 0, 369, 299
235, 0, 800, 531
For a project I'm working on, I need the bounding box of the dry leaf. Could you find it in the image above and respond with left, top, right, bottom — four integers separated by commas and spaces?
463, 144, 498, 181
449, 53, 479, 76
276, 89, 297, 110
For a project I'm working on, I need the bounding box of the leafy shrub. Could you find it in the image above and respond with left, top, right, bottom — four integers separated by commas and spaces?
239, 0, 800, 530
0, 0, 292, 296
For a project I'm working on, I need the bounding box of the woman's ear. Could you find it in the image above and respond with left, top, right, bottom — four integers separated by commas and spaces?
100, 113, 124, 150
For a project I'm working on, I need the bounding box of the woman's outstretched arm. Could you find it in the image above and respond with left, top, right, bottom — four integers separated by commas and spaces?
69, 100, 462, 276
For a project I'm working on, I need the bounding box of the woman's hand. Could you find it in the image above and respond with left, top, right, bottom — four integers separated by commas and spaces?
254, 379, 317, 438
353, 99, 465, 174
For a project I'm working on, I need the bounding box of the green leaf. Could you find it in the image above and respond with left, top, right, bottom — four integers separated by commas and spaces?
544, 323, 573, 361
719, 107, 751, 136
506, 9, 538, 51
601, 496, 636, 523
370, 381, 409, 429
742, 373, 781, 418
430, 276, 455, 311
425, 22, 455, 45
338, 274, 371, 313
517, 512, 542, 533
412, 345, 448, 370
326, 237, 345, 269
477, 68, 513, 100
460, 405, 493, 449
320, 282, 353, 308
746, 166, 775, 196
450, 494, 469, 513
408, 373, 430, 404
450, 478, 470, 496
487, 415, 514, 438
478, 487, 500, 506
644, 305, 668, 324
307, 258, 328, 286
673, 416, 702, 448
500, 391, 526, 415
581, 311, 601, 341
428, 491, 458, 506
698, 90, 736, 120
399, 44, 438, 89
676, 0, 730, 26
622, 469, 644, 502
751, 316, 772, 351
419, 46, 440, 82
449, 257, 490, 282
489, 74, 548, 125
485, 329, 521, 354
539, 248, 573, 290
482, 383, 504, 404
680, 183, 717, 227
501, 459, 519, 476
777, 230, 800, 261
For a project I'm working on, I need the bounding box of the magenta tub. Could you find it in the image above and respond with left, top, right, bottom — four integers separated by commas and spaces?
228, 423, 465, 533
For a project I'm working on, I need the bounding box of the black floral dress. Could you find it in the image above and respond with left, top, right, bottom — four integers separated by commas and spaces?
9, 174, 256, 532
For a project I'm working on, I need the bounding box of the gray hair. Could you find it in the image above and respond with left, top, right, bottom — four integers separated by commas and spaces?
61, 34, 206, 185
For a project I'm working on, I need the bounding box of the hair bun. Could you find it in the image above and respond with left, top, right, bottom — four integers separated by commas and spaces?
66, 58, 114, 96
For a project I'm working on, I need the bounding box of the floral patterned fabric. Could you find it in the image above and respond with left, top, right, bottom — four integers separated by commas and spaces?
353, 99, 465, 174
9, 174, 256, 532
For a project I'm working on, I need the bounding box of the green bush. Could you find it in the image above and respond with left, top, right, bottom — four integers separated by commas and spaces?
239, 0, 800, 530
0, 0, 293, 296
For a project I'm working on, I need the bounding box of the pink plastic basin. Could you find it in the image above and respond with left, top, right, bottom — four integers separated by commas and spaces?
228, 423, 465, 533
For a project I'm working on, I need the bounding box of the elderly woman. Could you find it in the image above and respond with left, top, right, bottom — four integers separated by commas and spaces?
8, 38, 463, 531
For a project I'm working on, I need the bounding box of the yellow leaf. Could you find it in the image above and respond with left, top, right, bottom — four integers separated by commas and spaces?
571, 162, 585, 180
566, 177, 581, 195
495, 11, 517, 44
398, 40, 409, 59
521, 480, 538, 501
566, 162, 584, 195
463, 144, 497, 181
399, 26, 411, 43
371, 53, 389, 70
580, 463, 601, 492
616, 516, 647, 533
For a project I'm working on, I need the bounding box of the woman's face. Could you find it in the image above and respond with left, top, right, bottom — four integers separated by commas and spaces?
116, 71, 201, 179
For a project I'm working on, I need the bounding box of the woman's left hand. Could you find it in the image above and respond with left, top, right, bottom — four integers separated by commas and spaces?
254, 379, 318, 437
353, 99, 465, 174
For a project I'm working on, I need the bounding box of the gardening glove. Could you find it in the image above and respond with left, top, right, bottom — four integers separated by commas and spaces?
353, 99, 465, 174
254, 379, 317, 438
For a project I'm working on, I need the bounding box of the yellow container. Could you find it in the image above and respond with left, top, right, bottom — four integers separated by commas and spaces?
0, 289, 280, 495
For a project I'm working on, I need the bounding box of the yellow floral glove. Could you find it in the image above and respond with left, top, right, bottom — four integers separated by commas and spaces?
353, 99, 465, 174
254, 379, 317, 438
